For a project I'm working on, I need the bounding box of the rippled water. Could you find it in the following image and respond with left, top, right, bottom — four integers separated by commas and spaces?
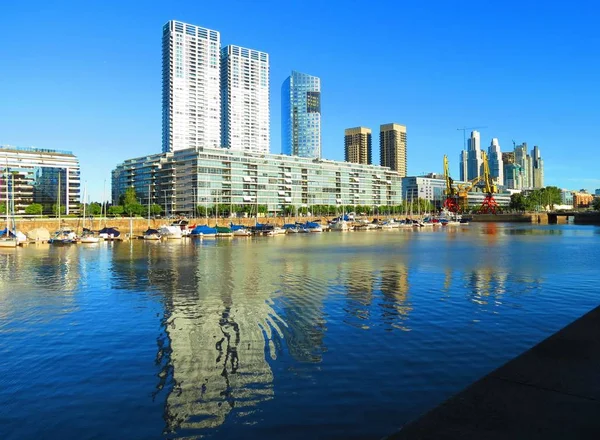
1, 223, 599, 439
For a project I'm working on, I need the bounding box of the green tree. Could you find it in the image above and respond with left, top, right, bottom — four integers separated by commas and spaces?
108, 205, 124, 216
150, 204, 162, 216
52, 204, 66, 216
25, 203, 43, 215
593, 197, 600, 211
510, 193, 527, 211
87, 202, 102, 215
539, 186, 562, 210
196, 205, 207, 217
0, 202, 5, 215
257, 204, 268, 214
121, 187, 143, 216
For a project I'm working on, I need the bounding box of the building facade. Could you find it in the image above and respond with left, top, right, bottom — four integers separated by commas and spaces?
221, 45, 270, 153
162, 20, 221, 153
573, 191, 594, 208
0, 145, 80, 215
344, 127, 371, 165
281, 71, 321, 158
560, 189, 574, 206
112, 147, 403, 217
459, 150, 468, 182
379, 123, 407, 177
487, 138, 504, 186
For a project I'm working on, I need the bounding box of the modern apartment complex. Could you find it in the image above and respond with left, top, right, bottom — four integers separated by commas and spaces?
344, 127, 372, 165
162, 21, 221, 153
221, 45, 270, 153
281, 71, 321, 158
0, 145, 80, 214
379, 123, 407, 177
112, 147, 402, 217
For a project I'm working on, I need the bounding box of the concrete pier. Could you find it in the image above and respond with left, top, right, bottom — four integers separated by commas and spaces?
387, 305, 600, 439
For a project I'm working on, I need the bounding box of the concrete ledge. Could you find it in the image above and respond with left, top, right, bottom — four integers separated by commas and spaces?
387, 305, 600, 439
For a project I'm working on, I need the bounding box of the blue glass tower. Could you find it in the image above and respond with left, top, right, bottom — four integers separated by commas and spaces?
281, 71, 321, 158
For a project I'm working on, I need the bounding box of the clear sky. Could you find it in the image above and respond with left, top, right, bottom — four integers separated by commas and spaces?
1, 0, 598, 201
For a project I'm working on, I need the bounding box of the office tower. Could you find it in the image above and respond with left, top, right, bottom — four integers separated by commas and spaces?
459, 150, 468, 182
162, 20, 221, 153
379, 123, 407, 176
531, 145, 544, 188
514, 143, 532, 188
281, 71, 321, 158
487, 138, 504, 186
221, 45, 270, 153
344, 127, 372, 164
466, 130, 482, 180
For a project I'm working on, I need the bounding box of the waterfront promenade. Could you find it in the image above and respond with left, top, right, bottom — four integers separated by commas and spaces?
388, 305, 600, 439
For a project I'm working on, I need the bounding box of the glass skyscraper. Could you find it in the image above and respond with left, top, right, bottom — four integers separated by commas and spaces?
281, 71, 321, 158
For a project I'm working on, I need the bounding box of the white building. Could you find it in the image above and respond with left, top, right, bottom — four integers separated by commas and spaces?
487, 138, 504, 186
466, 130, 482, 181
221, 45, 270, 154
162, 20, 221, 153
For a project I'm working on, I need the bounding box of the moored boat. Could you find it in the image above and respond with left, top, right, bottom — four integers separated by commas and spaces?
158, 225, 182, 239
190, 225, 217, 237
143, 228, 161, 240
99, 227, 121, 240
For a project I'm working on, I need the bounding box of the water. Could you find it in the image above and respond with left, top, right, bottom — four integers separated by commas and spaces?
1, 223, 599, 439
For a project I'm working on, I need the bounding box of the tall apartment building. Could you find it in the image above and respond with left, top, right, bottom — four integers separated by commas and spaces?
344, 127, 372, 165
162, 20, 221, 153
221, 45, 270, 153
487, 138, 504, 186
379, 123, 407, 176
531, 145, 544, 188
0, 145, 80, 215
281, 71, 321, 158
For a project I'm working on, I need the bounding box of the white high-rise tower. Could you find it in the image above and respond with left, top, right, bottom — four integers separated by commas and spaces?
487, 138, 504, 186
221, 45, 270, 153
162, 20, 221, 153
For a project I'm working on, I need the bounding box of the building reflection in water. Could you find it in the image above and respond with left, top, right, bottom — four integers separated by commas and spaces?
107, 239, 331, 437
379, 263, 412, 331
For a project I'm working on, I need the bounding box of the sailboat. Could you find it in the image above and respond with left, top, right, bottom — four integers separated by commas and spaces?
0, 166, 17, 248
49, 171, 78, 245
80, 184, 99, 243
143, 184, 161, 240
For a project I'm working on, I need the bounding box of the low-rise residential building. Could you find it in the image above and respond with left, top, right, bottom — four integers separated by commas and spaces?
112, 147, 403, 217
573, 190, 594, 208
0, 145, 80, 214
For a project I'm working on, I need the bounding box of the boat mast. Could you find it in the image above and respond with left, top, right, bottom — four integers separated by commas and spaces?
4, 166, 8, 234
82, 183, 86, 233
57, 171, 61, 228
147, 183, 151, 228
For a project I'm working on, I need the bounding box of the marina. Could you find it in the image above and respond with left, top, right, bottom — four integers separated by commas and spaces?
1, 223, 599, 439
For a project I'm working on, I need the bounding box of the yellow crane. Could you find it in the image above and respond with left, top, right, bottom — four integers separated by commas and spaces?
442, 155, 459, 212
479, 151, 499, 214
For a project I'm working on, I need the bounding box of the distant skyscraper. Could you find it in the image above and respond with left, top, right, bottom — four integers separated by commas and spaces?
466, 130, 482, 181
459, 150, 468, 182
531, 145, 544, 188
281, 71, 321, 158
379, 123, 407, 176
487, 138, 504, 186
344, 127, 371, 165
514, 143, 532, 188
162, 20, 221, 153
221, 45, 270, 153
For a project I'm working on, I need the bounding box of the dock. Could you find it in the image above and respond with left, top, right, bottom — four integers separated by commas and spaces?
387, 305, 600, 439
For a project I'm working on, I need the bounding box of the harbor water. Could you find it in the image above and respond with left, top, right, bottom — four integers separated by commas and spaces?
1, 223, 599, 439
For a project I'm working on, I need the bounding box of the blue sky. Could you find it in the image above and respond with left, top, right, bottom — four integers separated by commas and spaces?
1, 0, 598, 201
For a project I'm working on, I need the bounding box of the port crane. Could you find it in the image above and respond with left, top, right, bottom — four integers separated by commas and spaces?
479, 151, 499, 214
443, 155, 460, 212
